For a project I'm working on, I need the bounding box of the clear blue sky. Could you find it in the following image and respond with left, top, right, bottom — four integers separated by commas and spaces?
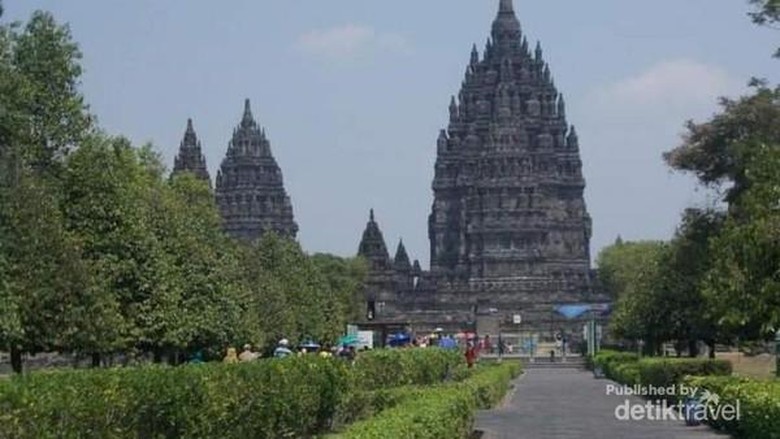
5, 0, 779, 265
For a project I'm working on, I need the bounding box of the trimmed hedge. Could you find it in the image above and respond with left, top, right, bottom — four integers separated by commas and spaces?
592, 350, 639, 379
636, 358, 732, 390
351, 348, 463, 390
685, 376, 780, 439
0, 348, 462, 439
330, 363, 522, 439
593, 350, 731, 390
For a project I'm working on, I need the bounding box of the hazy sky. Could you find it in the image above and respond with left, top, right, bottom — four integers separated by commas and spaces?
5, 1, 778, 265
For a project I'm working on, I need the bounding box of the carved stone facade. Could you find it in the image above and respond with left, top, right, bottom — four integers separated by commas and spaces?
357, 0, 608, 339
172, 118, 211, 183
215, 99, 298, 242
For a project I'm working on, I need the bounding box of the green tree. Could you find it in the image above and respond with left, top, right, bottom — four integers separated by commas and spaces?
663, 84, 780, 204
144, 170, 249, 362
311, 254, 368, 325
703, 143, 780, 341
596, 239, 666, 300
0, 11, 92, 173
749, 0, 780, 56
60, 135, 158, 360
662, 209, 725, 357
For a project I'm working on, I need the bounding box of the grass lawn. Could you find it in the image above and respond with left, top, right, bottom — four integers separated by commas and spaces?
717, 352, 777, 379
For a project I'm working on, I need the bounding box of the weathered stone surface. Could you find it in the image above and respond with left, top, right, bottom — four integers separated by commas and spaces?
357, 0, 609, 338
172, 118, 211, 183
215, 99, 297, 242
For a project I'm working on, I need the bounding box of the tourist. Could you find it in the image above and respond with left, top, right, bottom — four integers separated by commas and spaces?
238, 344, 258, 362
465, 341, 477, 368
339, 344, 356, 362
189, 350, 205, 364
274, 339, 293, 358
223, 347, 239, 364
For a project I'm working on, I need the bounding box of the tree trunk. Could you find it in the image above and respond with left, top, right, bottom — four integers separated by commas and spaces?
707, 341, 716, 359
153, 349, 163, 364
688, 340, 700, 358
91, 353, 101, 368
10, 347, 22, 374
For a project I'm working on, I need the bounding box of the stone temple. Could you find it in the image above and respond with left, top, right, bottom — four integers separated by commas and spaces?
215, 99, 298, 242
173, 99, 297, 242
172, 118, 211, 184
357, 0, 608, 341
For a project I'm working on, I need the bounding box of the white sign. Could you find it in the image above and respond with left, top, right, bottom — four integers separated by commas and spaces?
357, 331, 374, 350
513, 314, 522, 324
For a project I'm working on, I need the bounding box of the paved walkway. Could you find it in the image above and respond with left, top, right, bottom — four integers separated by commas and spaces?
475, 369, 729, 439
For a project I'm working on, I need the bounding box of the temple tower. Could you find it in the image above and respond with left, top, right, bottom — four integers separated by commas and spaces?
172, 118, 211, 183
427, 0, 593, 323
215, 99, 298, 242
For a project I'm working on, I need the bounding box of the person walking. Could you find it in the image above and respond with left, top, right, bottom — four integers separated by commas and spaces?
239, 344, 258, 362
465, 342, 477, 368
274, 339, 293, 358
223, 347, 239, 364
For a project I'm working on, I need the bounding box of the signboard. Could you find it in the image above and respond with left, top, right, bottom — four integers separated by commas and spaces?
512, 314, 522, 325
357, 331, 374, 350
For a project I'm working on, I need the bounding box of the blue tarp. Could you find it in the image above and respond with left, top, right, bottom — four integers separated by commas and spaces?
555, 304, 612, 319
555, 304, 592, 319
388, 333, 411, 347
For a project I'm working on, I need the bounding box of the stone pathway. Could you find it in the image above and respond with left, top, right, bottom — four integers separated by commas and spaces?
475, 369, 729, 439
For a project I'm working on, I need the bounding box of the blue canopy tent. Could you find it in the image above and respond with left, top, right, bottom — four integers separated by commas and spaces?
388, 332, 412, 347
554, 304, 592, 319
554, 304, 612, 319
338, 334, 359, 346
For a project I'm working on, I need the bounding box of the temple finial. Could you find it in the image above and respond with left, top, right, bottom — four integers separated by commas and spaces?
370, 208, 375, 222
499, 0, 514, 14
242, 98, 254, 125
535, 41, 543, 60
186, 118, 194, 133
470, 44, 479, 65
558, 94, 566, 117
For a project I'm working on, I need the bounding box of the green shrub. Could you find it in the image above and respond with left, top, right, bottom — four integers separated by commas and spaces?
0, 358, 350, 439
351, 348, 462, 390
612, 362, 641, 385
330, 363, 521, 439
593, 350, 639, 379
0, 348, 461, 439
637, 358, 732, 390
594, 351, 731, 390
685, 376, 780, 439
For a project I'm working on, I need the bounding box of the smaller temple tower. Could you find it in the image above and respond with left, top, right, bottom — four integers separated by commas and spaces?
215, 99, 298, 242
172, 118, 211, 183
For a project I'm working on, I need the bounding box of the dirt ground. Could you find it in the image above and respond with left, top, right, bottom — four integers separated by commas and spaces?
717, 352, 777, 379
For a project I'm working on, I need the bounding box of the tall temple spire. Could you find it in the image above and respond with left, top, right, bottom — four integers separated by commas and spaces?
492, 0, 521, 48
358, 209, 391, 270
429, 0, 592, 280
394, 239, 412, 272
172, 118, 210, 183
216, 99, 297, 242
241, 98, 254, 128
499, 0, 514, 14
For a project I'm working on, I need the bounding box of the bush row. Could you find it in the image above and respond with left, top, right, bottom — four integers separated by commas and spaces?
684, 376, 780, 439
330, 363, 522, 439
0, 348, 462, 439
593, 350, 732, 390
351, 348, 463, 390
